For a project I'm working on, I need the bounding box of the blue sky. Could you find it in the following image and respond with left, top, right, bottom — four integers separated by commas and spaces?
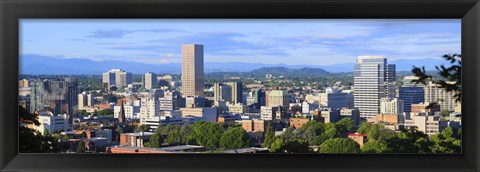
20, 19, 460, 66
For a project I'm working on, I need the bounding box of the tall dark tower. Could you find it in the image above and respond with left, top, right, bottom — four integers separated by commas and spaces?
118, 99, 126, 123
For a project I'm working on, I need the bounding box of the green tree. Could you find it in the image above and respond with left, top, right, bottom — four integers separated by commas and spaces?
283, 139, 310, 153
358, 122, 373, 134
144, 133, 162, 148
361, 140, 387, 153
269, 138, 286, 153
219, 127, 250, 153
188, 121, 225, 148
319, 138, 360, 153
429, 127, 461, 153
262, 123, 275, 148
386, 127, 432, 153
335, 118, 355, 133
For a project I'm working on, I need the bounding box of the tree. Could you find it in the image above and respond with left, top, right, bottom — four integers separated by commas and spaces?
219, 127, 250, 153
19, 106, 59, 153
412, 54, 461, 106
283, 139, 310, 153
269, 138, 286, 153
144, 133, 162, 148
335, 118, 355, 133
361, 140, 387, 153
187, 121, 225, 148
429, 127, 461, 153
319, 138, 360, 153
262, 123, 275, 148
358, 122, 373, 134
386, 127, 433, 153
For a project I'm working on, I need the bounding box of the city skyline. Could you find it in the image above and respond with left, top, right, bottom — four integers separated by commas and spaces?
21, 19, 460, 67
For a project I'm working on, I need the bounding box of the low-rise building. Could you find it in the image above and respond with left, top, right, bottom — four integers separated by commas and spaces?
347, 133, 367, 147
180, 107, 217, 123
376, 114, 404, 125
404, 113, 447, 135
289, 117, 312, 129
32, 111, 70, 135
242, 119, 268, 132
119, 132, 154, 147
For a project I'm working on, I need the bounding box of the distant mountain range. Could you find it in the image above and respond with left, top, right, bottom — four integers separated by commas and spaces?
248, 67, 330, 76
20, 54, 449, 75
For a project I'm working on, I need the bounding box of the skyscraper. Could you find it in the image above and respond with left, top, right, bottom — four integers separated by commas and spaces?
29, 78, 78, 118
354, 56, 396, 118
102, 69, 132, 88
181, 44, 204, 97
145, 72, 157, 90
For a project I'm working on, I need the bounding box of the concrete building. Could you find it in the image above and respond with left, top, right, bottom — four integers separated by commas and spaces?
424, 81, 457, 111
380, 98, 404, 115
145, 72, 157, 90
159, 90, 181, 111
411, 102, 441, 115
353, 56, 396, 119
181, 44, 204, 97
32, 111, 70, 135
266, 90, 289, 108
140, 97, 160, 124
102, 69, 132, 88
114, 104, 140, 119
180, 107, 217, 123
318, 87, 354, 109
302, 101, 319, 114
340, 108, 361, 125
260, 106, 275, 120
404, 113, 447, 135
225, 82, 243, 104
319, 108, 341, 123
227, 103, 248, 114
78, 92, 94, 108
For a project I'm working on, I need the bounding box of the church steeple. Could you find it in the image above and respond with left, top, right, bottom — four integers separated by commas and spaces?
118, 98, 125, 123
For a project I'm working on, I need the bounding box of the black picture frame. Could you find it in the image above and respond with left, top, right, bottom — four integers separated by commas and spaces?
1, 0, 479, 171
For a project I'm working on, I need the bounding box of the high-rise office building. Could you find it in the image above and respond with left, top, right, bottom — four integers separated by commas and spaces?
145, 72, 157, 90
29, 78, 77, 116
399, 86, 425, 113
353, 56, 396, 118
102, 69, 132, 88
181, 44, 204, 97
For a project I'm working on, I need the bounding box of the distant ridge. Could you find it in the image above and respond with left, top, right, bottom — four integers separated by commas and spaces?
20, 54, 449, 75
248, 67, 330, 76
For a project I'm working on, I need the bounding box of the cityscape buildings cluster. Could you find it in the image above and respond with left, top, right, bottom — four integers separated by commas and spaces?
19, 44, 461, 154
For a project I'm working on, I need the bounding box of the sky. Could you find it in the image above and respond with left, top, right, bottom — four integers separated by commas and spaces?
20, 19, 461, 66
